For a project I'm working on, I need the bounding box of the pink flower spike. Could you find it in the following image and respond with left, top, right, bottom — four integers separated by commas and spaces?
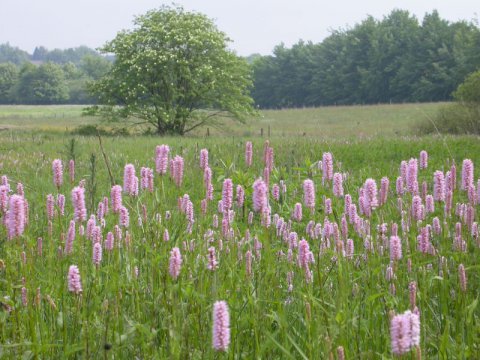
105, 231, 114, 251
462, 159, 474, 191
252, 178, 267, 213
222, 179, 233, 211
433, 171, 445, 201
111, 185, 123, 213
207, 246, 219, 271
123, 164, 138, 196
245, 141, 253, 167
303, 179, 315, 210
69, 159, 75, 184
364, 178, 379, 209
236, 185, 245, 208
322, 152, 333, 184
68, 265, 82, 294
71, 187, 87, 223
169, 247, 182, 280
389, 236, 402, 261
425, 195, 434, 213
46, 194, 55, 220
65, 220, 75, 255
380, 177, 389, 205
333, 173, 344, 197
119, 206, 130, 227
93, 242, 102, 266
200, 148, 209, 170
155, 145, 170, 175
407, 158, 418, 194
52, 159, 63, 188
7, 194, 26, 239
292, 202, 302, 222
172, 155, 185, 187
390, 314, 408, 355
57, 194, 65, 216
419, 150, 428, 169
212, 301, 230, 352
272, 184, 280, 201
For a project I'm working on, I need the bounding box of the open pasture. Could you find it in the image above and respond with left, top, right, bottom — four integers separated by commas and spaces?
0, 102, 443, 137
0, 132, 480, 358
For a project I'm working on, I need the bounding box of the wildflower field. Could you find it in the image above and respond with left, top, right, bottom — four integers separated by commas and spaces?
1, 132, 480, 359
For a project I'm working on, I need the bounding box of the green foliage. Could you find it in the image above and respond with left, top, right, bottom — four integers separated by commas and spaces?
72, 124, 129, 137
87, 5, 256, 135
1, 133, 480, 358
0, 43, 30, 64
417, 70, 480, 135
43, 46, 100, 65
31, 46, 49, 61
0, 44, 111, 104
14, 62, 69, 104
79, 55, 111, 80
415, 103, 480, 135
252, 10, 480, 108
453, 70, 480, 104
0, 62, 18, 104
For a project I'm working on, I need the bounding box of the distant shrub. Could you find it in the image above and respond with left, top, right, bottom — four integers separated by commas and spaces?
415, 103, 480, 135
72, 125, 107, 136
416, 70, 480, 136
72, 125, 129, 136
453, 70, 480, 105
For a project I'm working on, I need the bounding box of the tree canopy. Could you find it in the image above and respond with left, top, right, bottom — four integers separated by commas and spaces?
87, 6, 256, 135
15, 62, 69, 104
252, 10, 480, 108
0, 44, 111, 104
0, 62, 18, 104
453, 70, 480, 105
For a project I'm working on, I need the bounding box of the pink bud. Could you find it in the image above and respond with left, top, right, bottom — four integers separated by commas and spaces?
245, 141, 253, 167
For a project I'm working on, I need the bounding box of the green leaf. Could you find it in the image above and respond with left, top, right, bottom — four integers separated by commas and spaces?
56, 312, 63, 327
466, 298, 478, 325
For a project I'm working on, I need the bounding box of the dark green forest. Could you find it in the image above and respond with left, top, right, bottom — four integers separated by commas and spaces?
1, 10, 479, 107
252, 10, 480, 108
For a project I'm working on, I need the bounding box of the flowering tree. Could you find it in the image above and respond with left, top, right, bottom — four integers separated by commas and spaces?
87, 6, 256, 135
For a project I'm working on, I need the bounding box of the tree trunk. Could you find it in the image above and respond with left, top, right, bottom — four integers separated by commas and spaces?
156, 116, 166, 136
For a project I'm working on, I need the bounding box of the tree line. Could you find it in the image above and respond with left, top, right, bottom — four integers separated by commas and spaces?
252, 10, 480, 108
0, 44, 111, 104
1, 9, 480, 108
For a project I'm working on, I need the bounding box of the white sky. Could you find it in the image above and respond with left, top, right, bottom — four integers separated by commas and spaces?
0, 0, 478, 56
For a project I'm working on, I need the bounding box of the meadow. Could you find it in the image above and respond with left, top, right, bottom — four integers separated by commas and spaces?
0, 104, 480, 359
0, 102, 443, 137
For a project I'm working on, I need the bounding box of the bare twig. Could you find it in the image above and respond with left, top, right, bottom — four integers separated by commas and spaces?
97, 131, 115, 186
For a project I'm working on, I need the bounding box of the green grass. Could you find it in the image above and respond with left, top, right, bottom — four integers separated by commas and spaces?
0, 105, 98, 132
234, 102, 443, 138
0, 102, 444, 137
0, 131, 480, 358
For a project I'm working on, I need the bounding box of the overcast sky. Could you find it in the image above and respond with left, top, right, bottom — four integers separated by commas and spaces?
1, 0, 478, 56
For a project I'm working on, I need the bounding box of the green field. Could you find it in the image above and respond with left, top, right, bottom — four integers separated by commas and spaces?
1, 104, 479, 358
0, 102, 444, 137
